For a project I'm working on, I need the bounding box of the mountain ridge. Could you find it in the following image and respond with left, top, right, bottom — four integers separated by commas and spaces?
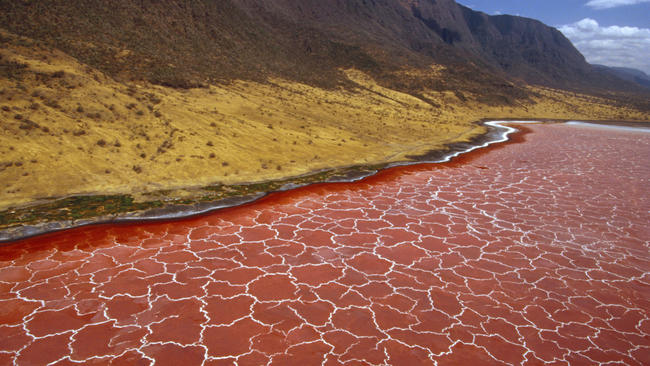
593, 65, 650, 89
1, 0, 646, 98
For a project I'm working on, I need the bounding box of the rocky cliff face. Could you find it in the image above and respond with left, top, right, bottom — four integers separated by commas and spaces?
458, 6, 591, 87
0, 0, 642, 94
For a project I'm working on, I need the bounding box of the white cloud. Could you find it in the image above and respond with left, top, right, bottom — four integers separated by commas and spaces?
559, 18, 650, 74
585, 0, 650, 10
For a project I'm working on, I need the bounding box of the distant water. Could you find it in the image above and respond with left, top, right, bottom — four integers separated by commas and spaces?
566, 120, 650, 133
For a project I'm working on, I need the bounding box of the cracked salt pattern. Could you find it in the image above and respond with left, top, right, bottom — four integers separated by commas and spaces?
0, 123, 648, 365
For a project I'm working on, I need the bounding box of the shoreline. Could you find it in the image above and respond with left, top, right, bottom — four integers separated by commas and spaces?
1, 118, 648, 244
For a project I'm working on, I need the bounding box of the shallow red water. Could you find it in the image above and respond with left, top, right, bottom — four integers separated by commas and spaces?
1, 123, 649, 365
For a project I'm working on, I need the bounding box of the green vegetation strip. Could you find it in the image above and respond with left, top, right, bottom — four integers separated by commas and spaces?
0, 164, 386, 231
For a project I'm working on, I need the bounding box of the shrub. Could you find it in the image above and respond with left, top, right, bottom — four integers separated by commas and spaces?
19, 120, 40, 130
44, 99, 61, 109
97, 139, 107, 147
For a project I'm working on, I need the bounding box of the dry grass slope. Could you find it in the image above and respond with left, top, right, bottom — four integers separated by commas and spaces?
0, 30, 648, 212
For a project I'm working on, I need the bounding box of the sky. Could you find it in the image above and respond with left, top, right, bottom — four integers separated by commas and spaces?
457, 0, 650, 74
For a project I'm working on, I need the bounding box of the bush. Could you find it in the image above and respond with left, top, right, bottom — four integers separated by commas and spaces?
44, 99, 61, 109
19, 120, 40, 130
0, 58, 27, 80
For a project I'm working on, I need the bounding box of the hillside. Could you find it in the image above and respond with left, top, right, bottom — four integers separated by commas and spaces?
2, 0, 647, 95
593, 65, 650, 89
0, 0, 649, 229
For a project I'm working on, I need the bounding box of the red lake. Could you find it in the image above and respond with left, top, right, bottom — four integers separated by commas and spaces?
0, 122, 649, 365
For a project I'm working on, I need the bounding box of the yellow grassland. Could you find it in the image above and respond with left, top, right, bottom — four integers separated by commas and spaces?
1, 35, 648, 211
